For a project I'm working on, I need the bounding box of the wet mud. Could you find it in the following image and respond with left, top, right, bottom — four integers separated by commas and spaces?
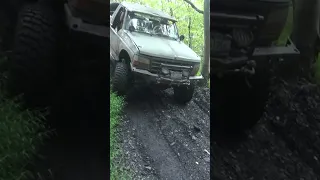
119, 87, 211, 180
213, 79, 320, 180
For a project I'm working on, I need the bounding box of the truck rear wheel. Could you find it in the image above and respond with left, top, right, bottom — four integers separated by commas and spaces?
173, 84, 195, 104
112, 61, 130, 95
7, 3, 61, 107
211, 70, 270, 134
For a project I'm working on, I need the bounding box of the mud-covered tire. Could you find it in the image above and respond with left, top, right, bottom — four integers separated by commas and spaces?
112, 61, 130, 95
173, 84, 195, 104
7, 3, 61, 107
211, 70, 270, 134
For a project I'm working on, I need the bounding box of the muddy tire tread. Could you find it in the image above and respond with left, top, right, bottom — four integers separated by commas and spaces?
8, 3, 60, 106
211, 70, 270, 133
112, 61, 130, 95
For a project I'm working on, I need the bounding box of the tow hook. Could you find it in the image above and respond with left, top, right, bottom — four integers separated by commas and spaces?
242, 60, 257, 88
226, 60, 257, 75
218, 60, 257, 84
240, 60, 256, 75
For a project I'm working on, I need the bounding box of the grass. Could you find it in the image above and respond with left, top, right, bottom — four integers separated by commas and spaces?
0, 57, 50, 180
110, 91, 131, 180
0, 97, 50, 180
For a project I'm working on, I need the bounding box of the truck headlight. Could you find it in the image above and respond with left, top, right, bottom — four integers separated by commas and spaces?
132, 54, 150, 69
191, 63, 200, 76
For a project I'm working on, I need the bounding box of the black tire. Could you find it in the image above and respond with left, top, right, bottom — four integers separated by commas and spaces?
112, 61, 130, 95
173, 84, 195, 104
211, 70, 270, 134
7, 3, 61, 107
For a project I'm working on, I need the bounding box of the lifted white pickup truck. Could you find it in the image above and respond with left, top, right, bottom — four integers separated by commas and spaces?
110, 2, 203, 103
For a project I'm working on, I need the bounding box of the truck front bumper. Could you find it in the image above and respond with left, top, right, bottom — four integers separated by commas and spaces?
131, 67, 204, 86
211, 39, 300, 75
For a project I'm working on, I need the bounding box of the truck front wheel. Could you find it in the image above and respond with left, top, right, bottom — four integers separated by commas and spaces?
8, 3, 61, 107
173, 83, 195, 104
211, 70, 270, 134
112, 61, 130, 95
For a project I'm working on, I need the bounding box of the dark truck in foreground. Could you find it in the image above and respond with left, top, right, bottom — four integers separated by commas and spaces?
209, 0, 301, 132
0, 0, 109, 107
110, 2, 203, 103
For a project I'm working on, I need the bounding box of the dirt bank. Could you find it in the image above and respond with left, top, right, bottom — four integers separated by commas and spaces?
213, 79, 320, 180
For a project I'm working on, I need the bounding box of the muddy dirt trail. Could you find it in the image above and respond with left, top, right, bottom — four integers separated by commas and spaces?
213, 79, 320, 180
118, 87, 210, 180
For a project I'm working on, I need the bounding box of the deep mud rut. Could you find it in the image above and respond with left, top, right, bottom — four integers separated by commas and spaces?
213, 79, 320, 180
118, 87, 210, 180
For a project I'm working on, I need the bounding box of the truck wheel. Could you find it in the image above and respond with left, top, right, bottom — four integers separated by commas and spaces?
211, 70, 270, 134
112, 61, 130, 95
173, 84, 195, 104
7, 3, 61, 107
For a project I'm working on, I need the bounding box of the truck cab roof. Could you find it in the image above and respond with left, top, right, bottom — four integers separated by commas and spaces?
114, 2, 177, 22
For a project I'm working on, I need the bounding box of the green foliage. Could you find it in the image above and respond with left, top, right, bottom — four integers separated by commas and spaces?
110, 91, 124, 146
113, 0, 205, 57
0, 96, 49, 180
275, 5, 320, 84
0, 57, 50, 180
110, 91, 130, 180
277, 6, 294, 46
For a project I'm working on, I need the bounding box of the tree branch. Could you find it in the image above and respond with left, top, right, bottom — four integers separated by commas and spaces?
183, 0, 203, 14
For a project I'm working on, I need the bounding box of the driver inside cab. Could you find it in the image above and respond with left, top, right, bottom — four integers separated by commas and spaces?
153, 21, 162, 34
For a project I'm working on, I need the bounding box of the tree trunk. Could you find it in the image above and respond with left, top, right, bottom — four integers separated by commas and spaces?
188, 17, 192, 48
291, 0, 320, 78
183, 0, 204, 14
201, 0, 210, 84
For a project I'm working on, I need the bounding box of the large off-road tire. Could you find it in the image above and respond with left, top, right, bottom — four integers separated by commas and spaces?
7, 3, 61, 107
112, 61, 130, 95
211, 70, 270, 134
173, 83, 195, 104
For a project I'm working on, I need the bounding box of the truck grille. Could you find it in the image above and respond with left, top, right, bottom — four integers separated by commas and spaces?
148, 56, 195, 74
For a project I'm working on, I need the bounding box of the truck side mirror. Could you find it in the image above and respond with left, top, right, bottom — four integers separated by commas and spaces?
180, 35, 185, 41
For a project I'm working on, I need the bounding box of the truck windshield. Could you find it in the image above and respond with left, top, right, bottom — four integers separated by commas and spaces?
125, 12, 179, 40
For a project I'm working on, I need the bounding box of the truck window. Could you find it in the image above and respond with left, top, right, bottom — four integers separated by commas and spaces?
125, 12, 179, 40
112, 7, 125, 31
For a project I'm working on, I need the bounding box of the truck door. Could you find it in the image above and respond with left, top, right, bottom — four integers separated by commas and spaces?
110, 5, 125, 59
